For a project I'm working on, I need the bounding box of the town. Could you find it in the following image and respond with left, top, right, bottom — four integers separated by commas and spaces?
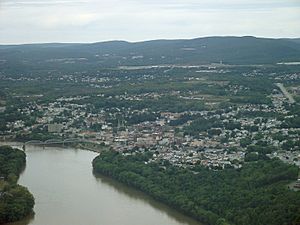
1, 65, 300, 171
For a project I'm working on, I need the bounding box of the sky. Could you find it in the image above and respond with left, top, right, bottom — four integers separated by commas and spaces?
0, 0, 299, 44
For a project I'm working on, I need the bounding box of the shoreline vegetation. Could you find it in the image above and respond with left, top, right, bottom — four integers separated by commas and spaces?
0, 146, 35, 224
1, 142, 300, 225
92, 151, 300, 225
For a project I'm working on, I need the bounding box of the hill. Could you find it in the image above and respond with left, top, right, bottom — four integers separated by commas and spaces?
0, 36, 300, 73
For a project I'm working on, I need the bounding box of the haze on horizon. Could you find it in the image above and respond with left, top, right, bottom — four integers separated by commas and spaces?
0, 0, 299, 44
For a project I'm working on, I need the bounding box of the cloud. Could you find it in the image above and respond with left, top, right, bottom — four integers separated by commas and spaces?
0, 0, 299, 44
1, 0, 90, 6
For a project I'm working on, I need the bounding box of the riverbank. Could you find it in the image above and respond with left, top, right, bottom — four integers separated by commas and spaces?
73, 142, 109, 153
93, 151, 300, 225
0, 146, 35, 224
92, 152, 221, 225
4, 146, 199, 225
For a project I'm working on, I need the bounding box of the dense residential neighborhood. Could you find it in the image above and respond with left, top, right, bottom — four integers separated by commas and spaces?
1, 0, 300, 222
1, 68, 300, 170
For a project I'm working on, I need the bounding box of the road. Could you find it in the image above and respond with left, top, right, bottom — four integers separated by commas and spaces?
276, 83, 296, 104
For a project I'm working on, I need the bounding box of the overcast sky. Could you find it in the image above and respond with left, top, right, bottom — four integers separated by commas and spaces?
0, 0, 299, 44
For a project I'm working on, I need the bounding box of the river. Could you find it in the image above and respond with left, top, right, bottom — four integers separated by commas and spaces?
3, 144, 202, 225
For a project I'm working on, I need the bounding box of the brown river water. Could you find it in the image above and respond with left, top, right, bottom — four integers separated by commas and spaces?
2, 144, 202, 225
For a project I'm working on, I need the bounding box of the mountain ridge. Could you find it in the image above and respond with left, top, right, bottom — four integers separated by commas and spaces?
1, 36, 299, 47
0, 36, 300, 67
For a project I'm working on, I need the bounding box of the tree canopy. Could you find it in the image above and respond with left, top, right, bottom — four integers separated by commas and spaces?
93, 151, 300, 225
0, 146, 35, 224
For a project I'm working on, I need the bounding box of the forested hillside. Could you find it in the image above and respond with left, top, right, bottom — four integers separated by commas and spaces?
0, 36, 300, 76
93, 151, 300, 225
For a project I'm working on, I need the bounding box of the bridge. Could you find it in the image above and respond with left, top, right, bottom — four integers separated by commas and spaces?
25, 138, 85, 145
22, 138, 99, 151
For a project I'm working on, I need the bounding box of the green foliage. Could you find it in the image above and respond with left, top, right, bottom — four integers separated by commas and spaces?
247, 144, 273, 155
126, 112, 158, 125
184, 118, 221, 136
93, 151, 300, 225
0, 146, 26, 180
169, 114, 197, 126
0, 146, 35, 224
0, 185, 34, 224
15, 131, 60, 142
244, 152, 260, 162
224, 121, 241, 130
1, 37, 300, 69
230, 95, 271, 105
240, 137, 252, 147
281, 116, 300, 129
